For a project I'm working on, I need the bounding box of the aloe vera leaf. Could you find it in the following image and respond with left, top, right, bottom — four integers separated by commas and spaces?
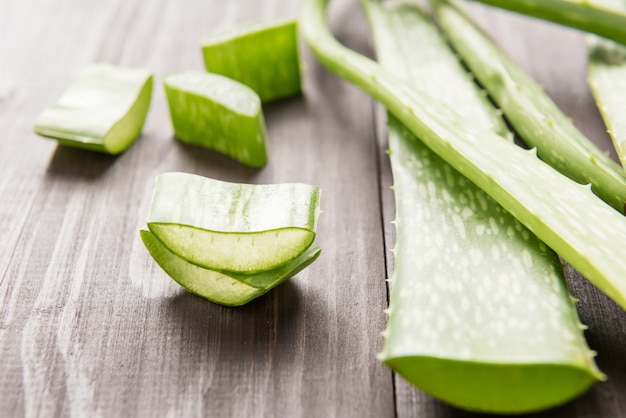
385, 120, 600, 413
164, 71, 268, 168
588, 39, 626, 171
363, 0, 510, 139
202, 19, 301, 102
430, 0, 626, 213
362, 0, 602, 413
301, 0, 626, 309
141, 229, 321, 306
468, 0, 626, 45
587, 1, 626, 172
33, 64, 152, 155
147, 172, 321, 274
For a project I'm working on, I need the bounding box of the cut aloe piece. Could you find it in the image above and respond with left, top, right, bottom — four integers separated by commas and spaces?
147, 172, 321, 274
33, 64, 152, 154
587, 1, 626, 172
141, 229, 321, 306
202, 19, 301, 102
164, 71, 268, 168
362, 0, 602, 413
431, 0, 626, 213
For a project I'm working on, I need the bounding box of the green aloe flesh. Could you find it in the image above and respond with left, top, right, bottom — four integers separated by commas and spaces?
147, 172, 321, 274
363, 0, 602, 413
33, 64, 152, 155
587, 0, 626, 172
468, 0, 626, 46
164, 71, 268, 168
301, 0, 626, 309
431, 0, 626, 213
141, 229, 321, 306
202, 19, 301, 102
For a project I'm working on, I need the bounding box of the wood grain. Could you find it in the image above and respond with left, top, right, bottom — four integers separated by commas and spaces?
1, 0, 626, 417
0, 0, 393, 416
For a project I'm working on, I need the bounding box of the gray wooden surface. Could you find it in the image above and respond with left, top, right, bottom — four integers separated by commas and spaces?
0, 0, 625, 417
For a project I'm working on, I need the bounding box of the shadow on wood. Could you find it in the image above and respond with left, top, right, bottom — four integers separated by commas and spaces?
162, 278, 303, 348
46, 143, 118, 180
171, 138, 263, 184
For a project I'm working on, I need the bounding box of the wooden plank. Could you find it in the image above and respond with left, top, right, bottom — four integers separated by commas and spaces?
374, 3, 626, 418
0, 0, 394, 416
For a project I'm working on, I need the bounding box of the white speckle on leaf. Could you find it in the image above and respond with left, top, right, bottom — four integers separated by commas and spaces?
452, 214, 466, 239
470, 248, 483, 266
522, 250, 533, 268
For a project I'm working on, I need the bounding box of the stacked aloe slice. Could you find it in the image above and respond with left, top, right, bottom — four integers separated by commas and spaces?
141, 172, 322, 306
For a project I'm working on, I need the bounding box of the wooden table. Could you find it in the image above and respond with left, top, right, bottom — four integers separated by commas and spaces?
1, 0, 625, 416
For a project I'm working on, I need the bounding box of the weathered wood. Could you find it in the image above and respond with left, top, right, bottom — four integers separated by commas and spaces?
0, 0, 393, 416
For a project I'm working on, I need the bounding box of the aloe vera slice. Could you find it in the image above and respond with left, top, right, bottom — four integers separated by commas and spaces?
587, 1, 626, 172
301, 0, 626, 309
202, 19, 301, 102
164, 71, 268, 168
147, 172, 320, 274
141, 229, 321, 306
33, 64, 152, 154
363, 0, 602, 412
431, 0, 626, 213
468, 0, 626, 46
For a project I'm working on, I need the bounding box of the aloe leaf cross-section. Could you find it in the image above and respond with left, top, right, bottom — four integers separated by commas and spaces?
164, 71, 268, 168
147, 172, 321, 274
202, 19, 301, 102
33, 64, 153, 154
141, 229, 321, 306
